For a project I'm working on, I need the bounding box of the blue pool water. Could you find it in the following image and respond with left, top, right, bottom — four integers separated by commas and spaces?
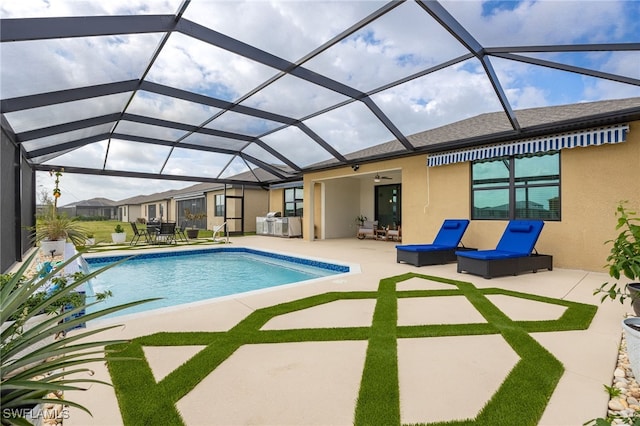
84, 247, 349, 319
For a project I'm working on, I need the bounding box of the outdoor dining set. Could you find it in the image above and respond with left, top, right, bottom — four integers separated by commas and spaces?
129, 221, 182, 245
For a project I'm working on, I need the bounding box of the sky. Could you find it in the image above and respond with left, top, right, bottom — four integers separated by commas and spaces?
2, 0, 639, 206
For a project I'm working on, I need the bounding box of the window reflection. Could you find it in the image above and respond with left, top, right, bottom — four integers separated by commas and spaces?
284, 187, 303, 217
471, 152, 560, 220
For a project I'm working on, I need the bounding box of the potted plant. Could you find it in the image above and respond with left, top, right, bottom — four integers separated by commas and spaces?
34, 215, 88, 257
111, 224, 127, 244
594, 201, 640, 378
1, 250, 155, 422
184, 208, 206, 239
33, 168, 87, 256
355, 214, 367, 227
594, 201, 640, 312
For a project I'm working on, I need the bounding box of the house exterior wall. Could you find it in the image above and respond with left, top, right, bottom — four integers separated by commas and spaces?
430, 121, 640, 272
205, 187, 268, 233
552, 121, 640, 270
313, 182, 322, 240
303, 121, 640, 272
243, 188, 269, 233
205, 191, 219, 229
122, 205, 142, 223
269, 188, 284, 214
303, 155, 427, 241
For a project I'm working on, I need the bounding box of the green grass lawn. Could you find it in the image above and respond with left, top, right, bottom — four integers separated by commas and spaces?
53, 220, 214, 244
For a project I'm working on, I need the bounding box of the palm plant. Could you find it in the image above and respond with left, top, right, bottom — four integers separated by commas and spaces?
34, 215, 88, 247
1, 250, 156, 424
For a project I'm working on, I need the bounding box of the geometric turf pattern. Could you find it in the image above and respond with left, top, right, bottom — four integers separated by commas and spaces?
106, 272, 597, 425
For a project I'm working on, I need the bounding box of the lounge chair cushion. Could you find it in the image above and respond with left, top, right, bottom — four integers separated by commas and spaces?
396, 244, 454, 252
495, 220, 544, 255
456, 220, 545, 260
453, 249, 524, 260
362, 220, 376, 229
442, 221, 460, 229
431, 219, 471, 247
509, 224, 532, 232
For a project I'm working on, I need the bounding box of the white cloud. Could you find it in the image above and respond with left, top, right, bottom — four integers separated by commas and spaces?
372, 59, 503, 136
37, 171, 191, 207
0, 0, 179, 18
443, 0, 634, 46
5, 0, 639, 203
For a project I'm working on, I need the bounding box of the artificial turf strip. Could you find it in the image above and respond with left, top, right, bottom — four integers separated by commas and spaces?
354, 276, 400, 426
106, 272, 597, 426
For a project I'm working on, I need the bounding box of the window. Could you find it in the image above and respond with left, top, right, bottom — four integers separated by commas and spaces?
215, 194, 224, 217
471, 152, 560, 220
177, 198, 206, 228
284, 187, 303, 217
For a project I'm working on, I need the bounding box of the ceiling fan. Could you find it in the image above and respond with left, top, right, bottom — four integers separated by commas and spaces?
373, 173, 392, 182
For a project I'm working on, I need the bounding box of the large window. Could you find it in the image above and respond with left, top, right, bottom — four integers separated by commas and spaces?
471, 152, 560, 220
215, 194, 224, 217
284, 187, 303, 217
177, 198, 206, 228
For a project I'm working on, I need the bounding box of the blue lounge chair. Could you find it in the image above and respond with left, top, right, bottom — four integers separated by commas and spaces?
456, 220, 553, 279
396, 219, 472, 266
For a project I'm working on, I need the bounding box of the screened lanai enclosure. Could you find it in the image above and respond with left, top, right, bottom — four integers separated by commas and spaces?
1, 0, 640, 271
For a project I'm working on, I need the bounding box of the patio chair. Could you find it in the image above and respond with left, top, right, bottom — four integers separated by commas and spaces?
129, 222, 151, 246
155, 222, 177, 245
455, 220, 553, 279
212, 222, 228, 243
175, 221, 188, 242
396, 219, 472, 266
357, 220, 378, 240
386, 225, 401, 242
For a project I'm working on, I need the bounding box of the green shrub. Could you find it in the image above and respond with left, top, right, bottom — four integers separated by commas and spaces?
1, 251, 155, 423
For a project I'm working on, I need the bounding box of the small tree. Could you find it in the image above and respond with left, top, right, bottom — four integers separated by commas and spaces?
594, 201, 640, 305
184, 208, 206, 229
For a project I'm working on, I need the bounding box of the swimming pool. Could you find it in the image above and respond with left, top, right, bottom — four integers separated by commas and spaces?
83, 247, 350, 320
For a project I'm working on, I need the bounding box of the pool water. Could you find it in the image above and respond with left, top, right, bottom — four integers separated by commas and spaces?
84, 248, 348, 319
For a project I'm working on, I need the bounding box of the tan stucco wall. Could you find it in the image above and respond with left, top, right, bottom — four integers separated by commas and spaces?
302, 121, 640, 272
205, 188, 269, 233
452, 122, 640, 271
122, 205, 141, 223
303, 155, 429, 242
549, 121, 640, 270
243, 188, 269, 233
268, 188, 284, 215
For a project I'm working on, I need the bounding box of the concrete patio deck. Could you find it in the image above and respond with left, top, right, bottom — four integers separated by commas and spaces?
65, 236, 629, 425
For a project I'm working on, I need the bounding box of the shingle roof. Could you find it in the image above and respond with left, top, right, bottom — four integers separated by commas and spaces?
61, 197, 117, 208
318, 97, 640, 167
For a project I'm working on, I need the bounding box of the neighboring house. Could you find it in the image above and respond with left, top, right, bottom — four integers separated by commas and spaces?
57, 198, 118, 219
301, 98, 640, 272
118, 189, 180, 224
115, 171, 271, 235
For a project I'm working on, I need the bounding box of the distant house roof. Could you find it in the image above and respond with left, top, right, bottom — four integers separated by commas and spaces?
116, 169, 270, 206
60, 197, 117, 208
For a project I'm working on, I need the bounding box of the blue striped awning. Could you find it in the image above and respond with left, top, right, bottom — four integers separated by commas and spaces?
427, 124, 629, 167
